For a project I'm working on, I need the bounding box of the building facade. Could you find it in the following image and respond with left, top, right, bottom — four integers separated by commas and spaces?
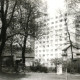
34, 13, 68, 67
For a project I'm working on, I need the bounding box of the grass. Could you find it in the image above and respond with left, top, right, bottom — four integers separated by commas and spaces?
0, 72, 80, 80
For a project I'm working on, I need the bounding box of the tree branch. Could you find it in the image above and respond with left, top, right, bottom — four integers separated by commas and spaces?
1, 0, 5, 22
7, 0, 17, 27
17, 42, 22, 48
6, 32, 28, 41
5, 0, 9, 18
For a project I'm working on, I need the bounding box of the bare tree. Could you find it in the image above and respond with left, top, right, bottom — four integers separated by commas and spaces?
0, 0, 18, 70
14, 0, 45, 66
63, 0, 80, 61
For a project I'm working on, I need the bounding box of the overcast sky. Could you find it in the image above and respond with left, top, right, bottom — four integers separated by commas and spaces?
47, 0, 66, 16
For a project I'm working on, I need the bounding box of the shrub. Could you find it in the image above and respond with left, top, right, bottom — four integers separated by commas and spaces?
30, 65, 48, 73
48, 67, 56, 72
63, 59, 80, 73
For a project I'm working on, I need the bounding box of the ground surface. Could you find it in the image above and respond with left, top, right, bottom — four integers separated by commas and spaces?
0, 72, 80, 80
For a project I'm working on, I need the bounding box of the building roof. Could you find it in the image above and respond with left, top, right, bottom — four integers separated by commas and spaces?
2, 49, 34, 58
62, 44, 70, 51
15, 51, 34, 58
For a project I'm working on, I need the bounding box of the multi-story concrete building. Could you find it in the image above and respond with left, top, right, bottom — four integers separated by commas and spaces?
34, 13, 68, 67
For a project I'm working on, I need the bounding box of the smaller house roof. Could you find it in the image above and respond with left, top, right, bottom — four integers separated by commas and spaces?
2, 50, 34, 58
62, 44, 70, 51
15, 51, 34, 58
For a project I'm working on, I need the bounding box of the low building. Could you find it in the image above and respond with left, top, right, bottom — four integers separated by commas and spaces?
62, 44, 80, 60
2, 45, 34, 67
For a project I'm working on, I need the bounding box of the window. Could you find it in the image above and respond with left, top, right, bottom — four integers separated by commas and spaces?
52, 22, 54, 24
50, 35, 53, 38
59, 29, 62, 31
55, 39, 58, 41
56, 16, 58, 19
44, 20, 46, 22
47, 31, 49, 34
76, 24, 79, 27
55, 49, 57, 51
65, 37, 67, 40
47, 41, 49, 43
55, 26, 57, 28
36, 50, 38, 53
59, 24, 62, 27
43, 45, 45, 48
46, 49, 49, 52
51, 63, 53, 66
44, 24, 46, 26
60, 44, 62, 46
39, 54, 41, 57
55, 34, 58, 36
60, 19, 63, 22
43, 41, 45, 43
64, 18, 67, 22
43, 50, 45, 52
35, 55, 37, 57
47, 28, 49, 30
55, 44, 58, 46
51, 49, 53, 51
47, 45, 49, 47
47, 23, 49, 25
55, 30, 58, 32
50, 31, 54, 33
47, 19, 50, 21
47, 36, 49, 38
65, 33, 67, 35
51, 26, 54, 29
65, 23, 67, 26
43, 54, 45, 56
47, 59, 49, 61
64, 43, 67, 45
51, 40, 53, 42
39, 59, 41, 61
39, 50, 41, 52
40, 41, 41, 43
43, 36, 45, 39
65, 13, 67, 16
35, 46, 38, 48
59, 14, 62, 17
59, 39, 62, 41
55, 21, 58, 23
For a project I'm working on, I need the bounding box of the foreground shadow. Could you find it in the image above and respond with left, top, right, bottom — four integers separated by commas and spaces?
0, 72, 31, 80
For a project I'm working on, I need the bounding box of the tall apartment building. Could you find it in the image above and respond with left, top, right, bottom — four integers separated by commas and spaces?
34, 13, 68, 67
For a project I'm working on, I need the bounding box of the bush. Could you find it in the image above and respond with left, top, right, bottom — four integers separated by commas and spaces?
30, 65, 48, 73
63, 59, 80, 73
48, 67, 56, 72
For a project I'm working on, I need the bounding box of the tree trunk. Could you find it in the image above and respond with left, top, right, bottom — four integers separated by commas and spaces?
66, 23, 73, 61
22, 35, 27, 66
70, 41, 73, 61
0, 24, 7, 71
10, 38, 13, 56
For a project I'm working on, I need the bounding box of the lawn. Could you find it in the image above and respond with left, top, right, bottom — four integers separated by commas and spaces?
0, 72, 80, 80
21, 73, 80, 80
22, 73, 80, 80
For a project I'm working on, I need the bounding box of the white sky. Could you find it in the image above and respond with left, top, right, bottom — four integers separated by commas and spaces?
47, 0, 66, 16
